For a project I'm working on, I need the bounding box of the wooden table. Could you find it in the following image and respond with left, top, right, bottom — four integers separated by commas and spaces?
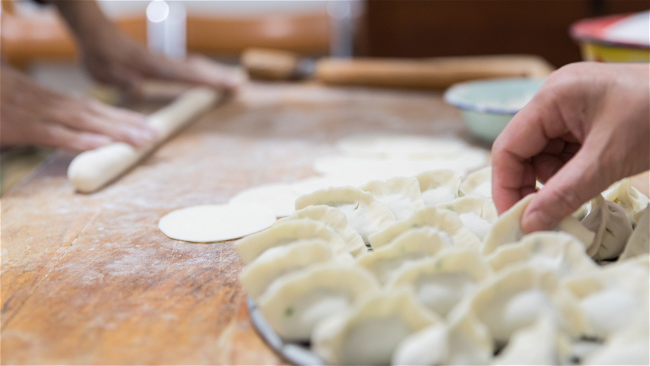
1, 83, 476, 364
2, 82, 648, 364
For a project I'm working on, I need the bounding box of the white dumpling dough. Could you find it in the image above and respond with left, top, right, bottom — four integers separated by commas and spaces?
229, 183, 299, 218
68, 87, 219, 193
158, 203, 276, 243
337, 134, 468, 159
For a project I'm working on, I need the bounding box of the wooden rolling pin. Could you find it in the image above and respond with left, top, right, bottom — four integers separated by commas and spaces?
68, 87, 222, 193
242, 48, 555, 89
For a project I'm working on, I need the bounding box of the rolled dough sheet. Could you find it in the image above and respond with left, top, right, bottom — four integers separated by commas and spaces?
337, 134, 468, 159
229, 183, 299, 218
158, 204, 276, 243
313, 148, 487, 178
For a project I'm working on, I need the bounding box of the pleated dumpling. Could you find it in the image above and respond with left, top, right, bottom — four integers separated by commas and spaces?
481, 194, 596, 255
618, 206, 649, 261
257, 263, 380, 341
391, 306, 493, 366
279, 205, 366, 257
356, 227, 452, 283
582, 305, 649, 366
295, 186, 396, 244
486, 232, 598, 277
239, 239, 334, 299
436, 196, 498, 240
563, 260, 649, 340
386, 249, 491, 317
415, 169, 462, 206
582, 194, 634, 261
603, 178, 649, 227
369, 206, 482, 250
468, 265, 589, 348
360, 176, 426, 220
235, 219, 347, 264
459, 166, 492, 197
492, 315, 572, 366
312, 288, 440, 365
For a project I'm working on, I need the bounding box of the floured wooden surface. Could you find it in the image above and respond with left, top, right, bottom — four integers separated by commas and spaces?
1, 82, 644, 364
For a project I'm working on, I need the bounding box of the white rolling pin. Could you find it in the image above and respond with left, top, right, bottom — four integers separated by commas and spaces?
68, 87, 220, 193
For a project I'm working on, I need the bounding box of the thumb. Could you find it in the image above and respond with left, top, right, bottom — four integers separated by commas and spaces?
521, 140, 610, 233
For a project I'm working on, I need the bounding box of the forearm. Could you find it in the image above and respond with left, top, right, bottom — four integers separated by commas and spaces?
49, 0, 116, 47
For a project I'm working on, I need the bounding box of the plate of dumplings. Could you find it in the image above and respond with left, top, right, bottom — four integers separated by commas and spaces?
235, 169, 650, 366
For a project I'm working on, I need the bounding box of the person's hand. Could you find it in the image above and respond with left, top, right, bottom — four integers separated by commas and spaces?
80, 29, 242, 95
1, 66, 158, 152
491, 62, 649, 233
53, 0, 241, 95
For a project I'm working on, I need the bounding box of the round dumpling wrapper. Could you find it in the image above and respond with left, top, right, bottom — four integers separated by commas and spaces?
158, 204, 276, 243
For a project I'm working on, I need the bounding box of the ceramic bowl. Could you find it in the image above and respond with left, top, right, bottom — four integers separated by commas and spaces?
443, 78, 544, 143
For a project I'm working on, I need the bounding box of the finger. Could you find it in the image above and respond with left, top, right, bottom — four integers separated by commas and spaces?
149, 55, 242, 90
532, 153, 565, 183
492, 97, 565, 213
106, 64, 145, 96
32, 122, 112, 152
73, 112, 156, 147
52, 102, 156, 147
522, 139, 609, 233
85, 101, 160, 141
86, 99, 147, 126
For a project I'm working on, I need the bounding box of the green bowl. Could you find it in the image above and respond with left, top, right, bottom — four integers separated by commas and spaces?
444, 78, 545, 143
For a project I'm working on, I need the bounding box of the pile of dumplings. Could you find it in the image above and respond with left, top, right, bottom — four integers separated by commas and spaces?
235, 167, 650, 365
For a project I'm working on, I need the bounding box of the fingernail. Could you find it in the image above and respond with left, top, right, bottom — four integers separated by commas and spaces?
129, 129, 153, 146
522, 209, 557, 234
143, 127, 159, 140
87, 135, 112, 149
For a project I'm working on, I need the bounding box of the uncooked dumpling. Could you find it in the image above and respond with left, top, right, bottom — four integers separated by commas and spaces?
360, 176, 426, 220
158, 203, 276, 243
563, 261, 649, 339
492, 316, 572, 366
619, 206, 649, 261
436, 196, 498, 240
369, 206, 482, 250
386, 249, 491, 317
312, 288, 439, 365
295, 186, 396, 244
415, 170, 462, 206
278, 205, 366, 257
486, 232, 598, 277
235, 219, 346, 264
459, 166, 492, 197
239, 239, 334, 299
603, 178, 649, 227
356, 227, 452, 283
469, 265, 588, 347
392, 302, 493, 365
257, 263, 380, 341
481, 194, 596, 255
582, 194, 633, 261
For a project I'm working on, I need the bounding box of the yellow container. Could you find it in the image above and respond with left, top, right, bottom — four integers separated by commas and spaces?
571, 12, 649, 63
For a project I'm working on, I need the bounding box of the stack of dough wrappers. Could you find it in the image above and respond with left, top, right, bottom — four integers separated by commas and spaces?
234, 164, 650, 365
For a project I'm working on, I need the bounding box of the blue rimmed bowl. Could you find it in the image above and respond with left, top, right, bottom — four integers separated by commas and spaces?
444, 78, 545, 143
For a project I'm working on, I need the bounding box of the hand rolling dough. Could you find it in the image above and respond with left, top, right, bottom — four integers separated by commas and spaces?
67, 87, 220, 193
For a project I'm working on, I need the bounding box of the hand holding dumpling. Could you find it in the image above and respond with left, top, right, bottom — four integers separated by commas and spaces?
492, 62, 649, 233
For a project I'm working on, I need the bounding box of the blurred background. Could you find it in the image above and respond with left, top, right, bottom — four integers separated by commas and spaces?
3, 0, 649, 70
1, 0, 648, 194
